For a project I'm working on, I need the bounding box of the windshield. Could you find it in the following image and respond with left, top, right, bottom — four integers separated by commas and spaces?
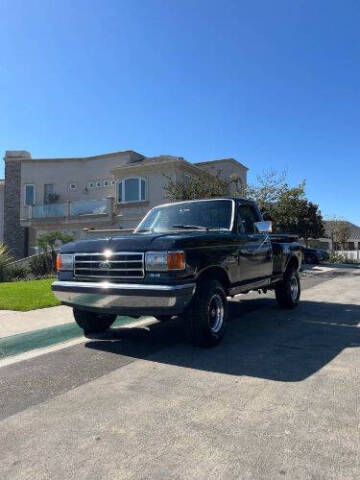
136, 199, 233, 233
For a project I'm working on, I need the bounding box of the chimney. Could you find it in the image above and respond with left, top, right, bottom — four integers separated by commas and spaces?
3, 151, 31, 258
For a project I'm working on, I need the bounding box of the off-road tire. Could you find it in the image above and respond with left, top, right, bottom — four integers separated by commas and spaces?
186, 279, 228, 347
73, 309, 117, 334
275, 266, 301, 309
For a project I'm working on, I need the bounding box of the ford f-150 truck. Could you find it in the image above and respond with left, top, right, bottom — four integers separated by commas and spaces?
52, 198, 302, 347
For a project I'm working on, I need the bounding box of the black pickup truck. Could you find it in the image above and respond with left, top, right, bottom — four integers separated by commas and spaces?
52, 198, 302, 347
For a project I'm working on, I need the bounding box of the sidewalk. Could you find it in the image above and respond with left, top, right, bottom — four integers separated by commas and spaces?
0, 305, 73, 339
1, 264, 358, 341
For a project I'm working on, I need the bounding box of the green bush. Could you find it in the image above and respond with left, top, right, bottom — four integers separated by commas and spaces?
328, 251, 346, 264
28, 253, 55, 278
5, 263, 29, 281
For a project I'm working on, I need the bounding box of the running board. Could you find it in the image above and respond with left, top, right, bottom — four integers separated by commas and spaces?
228, 278, 271, 296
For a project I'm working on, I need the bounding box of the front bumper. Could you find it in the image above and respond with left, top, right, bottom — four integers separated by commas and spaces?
51, 280, 196, 316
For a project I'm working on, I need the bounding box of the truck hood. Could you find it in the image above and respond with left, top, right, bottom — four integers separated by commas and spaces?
61, 231, 235, 254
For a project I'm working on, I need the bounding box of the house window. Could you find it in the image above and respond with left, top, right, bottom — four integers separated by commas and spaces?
69, 183, 77, 191
96, 180, 103, 188
24, 184, 36, 206
103, 179, 111, 187
118, 177, 146, 203
88, 182, 95, 189
44, 184, 54, 203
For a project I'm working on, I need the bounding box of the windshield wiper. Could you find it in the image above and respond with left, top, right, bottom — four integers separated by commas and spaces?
171, 224, 208, 231
207, 227, 228, 231
136, 228, 153, 233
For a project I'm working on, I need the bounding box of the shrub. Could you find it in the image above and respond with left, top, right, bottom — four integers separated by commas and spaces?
0, 243, 13, 282
328, 251, 346, 264
29, 253, 55, 278
35, 231, 75, 272
5, 263, 29, 281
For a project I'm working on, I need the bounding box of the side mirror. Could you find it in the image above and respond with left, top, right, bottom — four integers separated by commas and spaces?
254, 221, 272, 234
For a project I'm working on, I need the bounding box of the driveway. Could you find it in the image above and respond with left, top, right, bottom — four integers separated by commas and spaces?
0, 269, 359, 479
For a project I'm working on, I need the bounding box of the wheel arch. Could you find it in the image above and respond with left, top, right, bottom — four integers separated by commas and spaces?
196, 266, 231, 292
286, 254, 300, 272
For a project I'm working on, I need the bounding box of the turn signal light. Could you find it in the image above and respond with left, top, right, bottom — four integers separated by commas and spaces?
56, 254, 61, 271
167, 251, 185, 270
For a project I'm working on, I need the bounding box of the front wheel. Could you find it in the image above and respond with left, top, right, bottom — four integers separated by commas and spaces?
275, 267, 301, 309
185, 279, 228, 347
73, 309, 117, 334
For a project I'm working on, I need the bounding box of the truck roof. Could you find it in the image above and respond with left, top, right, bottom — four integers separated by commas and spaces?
159, 197, 254, 208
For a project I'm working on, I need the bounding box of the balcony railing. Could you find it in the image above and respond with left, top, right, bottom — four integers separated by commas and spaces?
70, 199, 107, 216
32, 203, 67, 219
28, 198, 113, 220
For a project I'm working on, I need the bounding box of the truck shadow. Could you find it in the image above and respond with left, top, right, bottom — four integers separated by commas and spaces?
85, 297, 360, 382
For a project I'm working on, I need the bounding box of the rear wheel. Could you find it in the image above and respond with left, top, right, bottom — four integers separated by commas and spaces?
186, 279, 228, 347
73, 309, 117, 334
275, 267, 301, 309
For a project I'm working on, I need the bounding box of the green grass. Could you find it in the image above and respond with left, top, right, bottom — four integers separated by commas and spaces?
0, 278, 60, 311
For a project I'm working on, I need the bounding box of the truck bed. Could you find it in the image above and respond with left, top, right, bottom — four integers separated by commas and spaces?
270, 234, 299, 243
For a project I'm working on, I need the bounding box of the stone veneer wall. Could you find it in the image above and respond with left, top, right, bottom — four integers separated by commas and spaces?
0, 183, 4, 242
4, 158, 26, 259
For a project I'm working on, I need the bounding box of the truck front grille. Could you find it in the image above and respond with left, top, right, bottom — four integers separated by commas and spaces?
74, 252, 145, 280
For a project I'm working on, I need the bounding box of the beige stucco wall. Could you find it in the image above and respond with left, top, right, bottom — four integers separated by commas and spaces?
195, 159, 248, 193
0, 183, 4, 241
28, 220, 115, 255
19, 152, 141, 220
113, 162, 181, 227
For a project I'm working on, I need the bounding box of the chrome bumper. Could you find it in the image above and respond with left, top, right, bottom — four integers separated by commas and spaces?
51, 280, 196, 315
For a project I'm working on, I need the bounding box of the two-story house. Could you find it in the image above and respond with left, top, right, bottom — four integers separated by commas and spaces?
1, 150, 248, 259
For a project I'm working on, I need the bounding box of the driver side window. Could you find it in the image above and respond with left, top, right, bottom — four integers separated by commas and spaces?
237, 204, 260, 234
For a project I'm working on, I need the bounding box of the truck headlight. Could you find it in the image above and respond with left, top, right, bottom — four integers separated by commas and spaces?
56, 254, 74, 271
145, 251, 185, 272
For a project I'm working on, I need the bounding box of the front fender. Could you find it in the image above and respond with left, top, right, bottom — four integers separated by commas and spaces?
195, 265, 231, 289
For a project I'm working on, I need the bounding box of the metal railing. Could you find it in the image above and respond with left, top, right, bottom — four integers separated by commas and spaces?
32, 203, 67, 218
336, 250, 360, 263
28, 198, 112, 220
70, 199, 107, 216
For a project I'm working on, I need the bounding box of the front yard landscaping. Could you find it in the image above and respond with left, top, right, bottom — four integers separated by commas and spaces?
0, 278, 60, 311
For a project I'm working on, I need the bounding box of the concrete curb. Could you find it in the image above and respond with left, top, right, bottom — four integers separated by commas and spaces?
0, 305, 74, 339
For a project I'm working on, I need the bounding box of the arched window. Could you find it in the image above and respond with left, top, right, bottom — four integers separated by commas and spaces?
118, 177, 146, 203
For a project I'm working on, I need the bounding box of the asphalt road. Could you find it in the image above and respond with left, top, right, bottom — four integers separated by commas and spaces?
1, 268, 359, 479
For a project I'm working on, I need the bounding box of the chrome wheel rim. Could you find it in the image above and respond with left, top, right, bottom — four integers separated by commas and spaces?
290, 275, 299, 301
208, 294, 224, 334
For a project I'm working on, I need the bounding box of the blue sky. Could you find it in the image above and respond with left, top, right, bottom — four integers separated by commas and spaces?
1, 0, 359, 223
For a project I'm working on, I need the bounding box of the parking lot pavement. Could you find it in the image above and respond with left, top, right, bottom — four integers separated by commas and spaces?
0, 270, 359, 479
